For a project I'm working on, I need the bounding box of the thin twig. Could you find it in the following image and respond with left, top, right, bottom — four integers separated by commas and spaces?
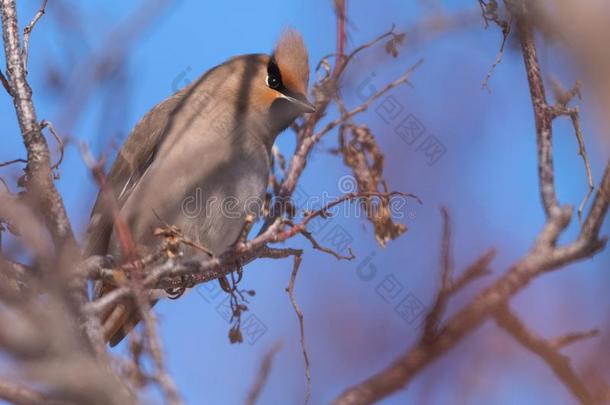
286, 254, 311, 404
423, 207, 455, 339
139, 301, 183, 405
423, 211, 495, 341
41, 119, 65, 177
0, 157, 26, 167
494, 304, 596, 404
566, 107, 594, 221
0, 379, 54, 404
515, 10, 559, 217
0, 176, 9, 192
258, 246, 304, 260
548, 79, 594, 222
300, 228, 355, 260
440, 207, 453, 289
311, 60, 423, 143
0, 68, 11, 95
446, 249, 495, 295
245, 343, 282, 405
549, 329, 599, 349
479, 0, 512, 91
22, 0, 48, 72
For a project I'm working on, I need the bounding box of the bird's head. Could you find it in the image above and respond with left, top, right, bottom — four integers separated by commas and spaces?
185, 29, 314, 142
248, 28, 315, 133
267, 29, 315, 113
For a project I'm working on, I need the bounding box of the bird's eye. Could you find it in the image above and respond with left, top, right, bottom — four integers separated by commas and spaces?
267, 74, 281, 89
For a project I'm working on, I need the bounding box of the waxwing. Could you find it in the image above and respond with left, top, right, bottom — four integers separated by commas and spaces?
85, 29, 314, 346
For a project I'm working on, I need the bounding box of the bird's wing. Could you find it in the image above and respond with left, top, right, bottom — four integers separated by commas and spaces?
84, 89, 186, 267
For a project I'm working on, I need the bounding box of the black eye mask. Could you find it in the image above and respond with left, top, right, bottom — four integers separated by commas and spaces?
267, 56, 304, 101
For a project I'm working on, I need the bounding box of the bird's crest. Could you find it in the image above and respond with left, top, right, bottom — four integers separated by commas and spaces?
273, 28, 310, 95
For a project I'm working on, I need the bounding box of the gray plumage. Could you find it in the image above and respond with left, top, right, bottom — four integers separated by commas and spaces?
85, 30, 312, 346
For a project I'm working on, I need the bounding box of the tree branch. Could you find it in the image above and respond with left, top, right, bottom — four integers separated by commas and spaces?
245, 343, 282, 405
513, 3, 558, 218
22, 0, 48, 72
0, 379, 55, 404
0, 0, 76, 251
494, 304, 596, 404
286, 254, 311, 404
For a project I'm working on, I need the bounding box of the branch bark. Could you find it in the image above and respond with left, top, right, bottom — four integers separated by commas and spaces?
494, 304, 596, 404
0, 0, 76, 252
0, 379, 53, 404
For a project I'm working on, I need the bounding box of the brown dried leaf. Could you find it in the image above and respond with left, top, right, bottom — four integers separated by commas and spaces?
340, 124, 406, 246
229, 324, 243, 344
385, 33, 406, 58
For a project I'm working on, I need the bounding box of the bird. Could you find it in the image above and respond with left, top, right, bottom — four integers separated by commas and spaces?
85, 29, 314, 346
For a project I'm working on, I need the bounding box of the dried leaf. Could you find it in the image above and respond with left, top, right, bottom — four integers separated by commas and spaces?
385, 33, 406, 58
229, 325, 243, 344
340, 124, 407, 246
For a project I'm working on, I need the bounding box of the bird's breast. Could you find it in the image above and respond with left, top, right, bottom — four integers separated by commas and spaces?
111, 114, 272, 257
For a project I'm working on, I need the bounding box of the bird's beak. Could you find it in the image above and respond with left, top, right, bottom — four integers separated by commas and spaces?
279, 93, 316, 113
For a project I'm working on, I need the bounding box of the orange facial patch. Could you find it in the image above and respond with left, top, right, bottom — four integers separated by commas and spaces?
277, 66, 305, 95
253, 85, 283, 110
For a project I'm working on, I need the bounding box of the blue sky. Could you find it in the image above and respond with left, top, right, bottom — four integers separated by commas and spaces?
1, 1, 608, 404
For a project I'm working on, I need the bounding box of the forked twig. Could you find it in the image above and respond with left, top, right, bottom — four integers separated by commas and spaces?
494, 304, 597, 404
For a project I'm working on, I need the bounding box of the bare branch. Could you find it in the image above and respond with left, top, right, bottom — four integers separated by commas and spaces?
439, 207, 453, 289
549, 329, 599, 350
0, 379, 54, 404
0, 68, 11, 95
140, 306, 183, 405
299, 228, 355, 260
446, 249, 495, 295
579, 162, 610, 244
1, 0, 77, 252
0, 256, 28, 295
0, 157, 26, 167
245, 343, 282, 405
479, 0, 512, 91
549, 80, 594, 222
22, 0, 48, 72
258, 246, 303, 260
423, 241, 495, 341
513, 5, 559, 218
40, 119, 66, 178
286, 254, 311, 404
567, 109, 594, 220
311, 60, 423, 143
494, 304, 596, 404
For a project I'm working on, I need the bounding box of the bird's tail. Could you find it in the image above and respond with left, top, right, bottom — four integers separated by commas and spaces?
101, 292, 158, 347
103, 300, 138, 347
